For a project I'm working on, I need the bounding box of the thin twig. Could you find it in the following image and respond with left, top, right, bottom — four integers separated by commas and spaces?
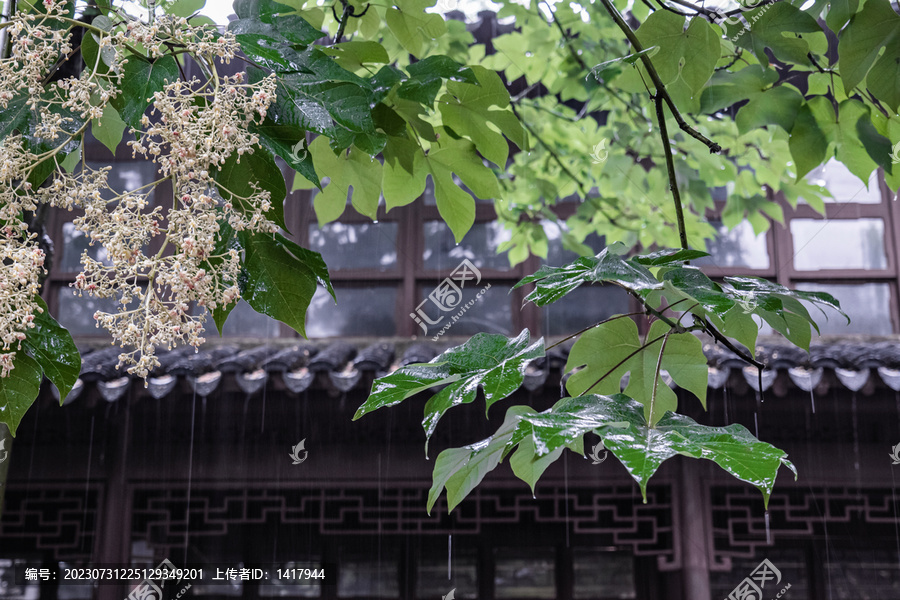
597, 0, 722, 155
546, 311, 646, 350
654, 93, 689, 250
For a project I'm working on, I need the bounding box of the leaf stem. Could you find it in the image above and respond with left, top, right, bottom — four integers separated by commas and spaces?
647, 331, 670, 427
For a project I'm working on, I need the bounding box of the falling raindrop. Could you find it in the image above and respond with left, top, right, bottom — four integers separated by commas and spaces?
764, 510, 771, 545
754, 412, 759, 438
564, 452, 570, 548
82, 415, 95, 538
448, 534, 452, 580
185, 387, 197, 563
852, 394, 861, 491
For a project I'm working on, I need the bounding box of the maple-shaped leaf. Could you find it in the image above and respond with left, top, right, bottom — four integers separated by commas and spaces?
354, 330, 544, 453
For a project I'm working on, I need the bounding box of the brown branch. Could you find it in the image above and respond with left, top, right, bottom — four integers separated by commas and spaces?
654, 93, 689, 250
597, 0, 722, 155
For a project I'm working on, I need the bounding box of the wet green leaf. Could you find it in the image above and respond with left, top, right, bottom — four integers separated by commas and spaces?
22, 296, 80, 402
110, 55, 179, 131
355, 330, 544, 452
0, 352, 42, 437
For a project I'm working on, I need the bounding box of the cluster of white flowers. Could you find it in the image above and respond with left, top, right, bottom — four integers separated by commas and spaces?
0, 7, 280, 380
0, 0, 73, 110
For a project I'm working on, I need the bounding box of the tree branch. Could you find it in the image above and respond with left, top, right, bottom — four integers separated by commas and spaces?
597, 0, 722, 155
654, 94, 689, 250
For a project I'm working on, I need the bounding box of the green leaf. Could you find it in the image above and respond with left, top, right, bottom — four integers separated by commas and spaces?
428, 406, 533, 513
354, 330, 544, 451
838, 0, 900, 109
163, 0, 205, 17
635, 11, 719, 93
399, 55, 477, 105
307, 137, 382, 224
789, 103, 828, 180
631, 248, 710, 266
250, 119, 319, 190
230, 0, 323, 52
726, 2, 824, 66
110, 55, 179, 131
438, 66, 527, 166
22, 296, 80, 402
511, 394, 796, 507
382, 130, 500, 243
510, 435, 564, 495
735, 85, 804, 134
700, 66, 779, 114
856, 113, 894, 175
91, 103, 127, 155
236, 230, 333, 338
565, 318, 707, 426
514, 243, 663, 307
825, 0, 858, 32
385, 0, 447, 58
320, 41, 390, 71
213, 146, 288, 231
0, 352, 42, 437
589, 46, 659, 82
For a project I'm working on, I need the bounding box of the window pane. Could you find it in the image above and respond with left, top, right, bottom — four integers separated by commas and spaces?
542, 285, 631, 337
415, 548, 477, 599
415, 283, 512, 338
494, 547, 554, 599
423, 176, 492, 206
694, 221, 769, 270
86, 160, 160, 199
60, 222, 112, 273
802, 158, 882, 204
790, 218, 887, 271
572, 550, 635, 599
423, 221, 512, 271
826, 548, 900, 597
307, 287, 397, 337
795, 282, 892, 335
308, 222, 397, 271
56, 288, 123, 336
543, 221, 606, 267
337, 551, 398, 598
203, 300, 282, 338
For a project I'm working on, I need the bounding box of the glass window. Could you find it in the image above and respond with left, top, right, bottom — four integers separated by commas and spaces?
695, 220, 769, 270
308, 222, 398, 271
337, 550, 398, 598
825, 548, 900, 597
572, 550, 635, 599
803, 158, 882, 204
60, 222, 112, 273
542, 285, 631, 337
86, 160, 160, 200
795, 282, 892, 335
415, 548, 477, 599
494, 547, 555, 599
415, 283, 512, 338
423, 221, 512, 271
306, 286, 398, 337
790, 218, 887, 271
542, 221, 606, 267
56, 288, 124, 336
203, 300, 282, 338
